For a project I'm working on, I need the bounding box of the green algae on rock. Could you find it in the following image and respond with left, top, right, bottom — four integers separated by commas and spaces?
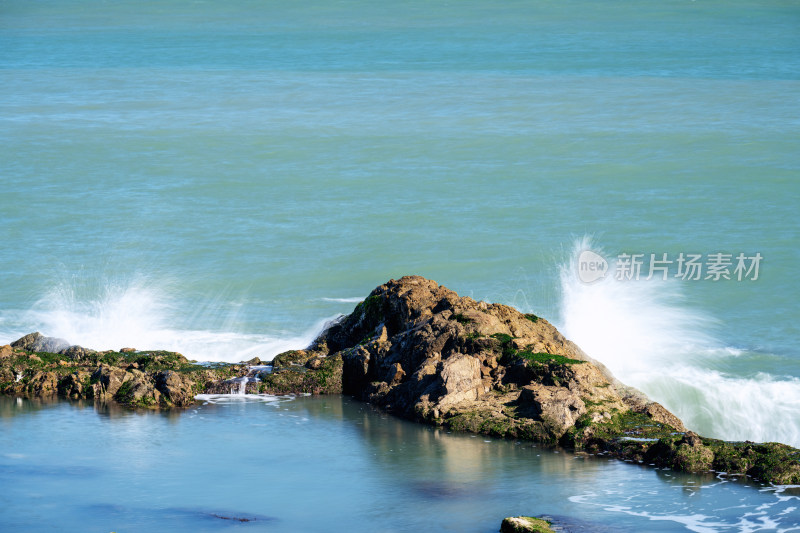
256, 350, 343, 395
0, 336, 238, 408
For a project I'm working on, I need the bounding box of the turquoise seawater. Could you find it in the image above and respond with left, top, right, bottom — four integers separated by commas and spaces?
1, 1, 799, 529
1, 395, 799, 532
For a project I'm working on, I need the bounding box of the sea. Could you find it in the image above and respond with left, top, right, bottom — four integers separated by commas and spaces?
1, 0, 799, 531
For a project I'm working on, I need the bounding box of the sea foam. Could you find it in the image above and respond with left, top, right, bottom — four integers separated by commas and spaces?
1, 278, 332, 364
558, 237, 800, 447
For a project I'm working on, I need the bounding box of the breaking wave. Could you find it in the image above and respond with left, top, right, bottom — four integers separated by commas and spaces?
0, 278, 330, 363
558, 237, 800, 447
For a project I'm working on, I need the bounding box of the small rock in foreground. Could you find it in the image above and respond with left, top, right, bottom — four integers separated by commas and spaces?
501, 516, 556, 533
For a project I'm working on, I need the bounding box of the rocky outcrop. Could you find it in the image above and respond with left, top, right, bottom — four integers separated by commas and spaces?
0, 342, 235, 408
264, 276, 678, 446
255, 275, 798, 484
3, 275, 799, 484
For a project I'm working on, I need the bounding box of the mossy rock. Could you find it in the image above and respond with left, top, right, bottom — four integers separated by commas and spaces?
579, 410, 679, 444
445, 409, 516, 438
707, 440, 756, 472
478, 415, 516, 438
259, 355, 343, 395
452, 313, 473, 324
674, 442, 714, 472
490, 333, 582, 367
270, 350, 314, 370
130, 351, 189, 371
444, 409, 559, 444
445, 410, 488, 433
500, 516, 555, 533
515, 419, 560, 445
357, 294, 386, 323
744, 442, 800, 484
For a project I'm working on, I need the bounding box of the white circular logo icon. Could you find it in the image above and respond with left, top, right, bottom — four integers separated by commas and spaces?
577, 250, 608, 283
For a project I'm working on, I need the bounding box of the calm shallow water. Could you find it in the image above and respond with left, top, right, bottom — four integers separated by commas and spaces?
1, 395, 798, 533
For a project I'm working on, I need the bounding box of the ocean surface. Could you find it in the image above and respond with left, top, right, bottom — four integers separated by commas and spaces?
2, 395, 799, 533
1, 0, 799, 529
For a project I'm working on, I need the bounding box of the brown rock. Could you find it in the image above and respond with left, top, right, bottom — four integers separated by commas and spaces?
0, 345, 12, 359
681, 431, 703, 448
643, 401, 687, 432
27, 371, 58, 395
376, 325, 389, 343
91, 365, 128, 398
58, 372, 94, 399
385, 362, 405, 385
0, 366, 15, 383
341, 346, 371, 395
305, 357, 324, 370
155, 370, 195, 406
519, 385, 586, 437
59, 345, 97, 360
437, 354, 483, 409
308, 275, 684, 439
